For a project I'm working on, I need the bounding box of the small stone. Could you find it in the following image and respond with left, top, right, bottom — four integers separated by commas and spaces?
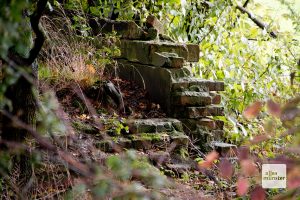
146, 15, 164, 34
152, 52, 185, 68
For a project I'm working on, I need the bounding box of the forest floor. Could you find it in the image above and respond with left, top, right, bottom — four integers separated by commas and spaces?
36, 76, 224, 199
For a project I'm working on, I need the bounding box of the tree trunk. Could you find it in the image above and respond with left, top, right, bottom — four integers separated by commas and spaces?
2, 67, 37, 190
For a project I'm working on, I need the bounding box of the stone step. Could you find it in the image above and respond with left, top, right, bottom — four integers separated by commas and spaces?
89, 18, 148, 40
180, 118, 224, 131
118, 40, 199, 65
172, 78, 224, 92
152, 52, 185, 68
171, 91, 212, 106
95, 132, 189, 152
172, 106, 224, 118
127, 118, 183, 134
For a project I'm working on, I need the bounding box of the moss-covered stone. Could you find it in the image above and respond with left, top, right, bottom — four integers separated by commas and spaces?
72, 120, 98, 134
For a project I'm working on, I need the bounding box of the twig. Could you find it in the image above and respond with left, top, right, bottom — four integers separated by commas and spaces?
236, 5, 277, 38
7, 0, 48, 66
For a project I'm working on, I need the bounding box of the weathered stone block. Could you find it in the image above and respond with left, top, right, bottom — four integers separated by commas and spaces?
156, 122, 173, 132
170, 134, 189, 146
172, 91, 212, 106
186, 44, 200, 62
131, 133, 170, 149
179, 119, 224, 131
169, 67, 192, 79
173, 106, 224, 118
152, 52, 185, 68
148, 151, 171, 165
210, 141, 237, 157
119, 40, 189, 65
95, 138, 132, 152
112, 59, 172, 113
146, 15, 164, 34
127, 118, 183, 134
172, 78, 224, 92
89, 18, 146, 40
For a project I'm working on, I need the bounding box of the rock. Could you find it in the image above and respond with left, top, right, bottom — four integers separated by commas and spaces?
166, 163, 192, 173
95, 138, 132, 152
127, 118, 183, 134
180, 118, 224, 131
144, 27, 158, 40
118, 40, 189, 65
152, 52, 185, 68
72, 120, 98, 134
173, 106, 224, 118
171, 133, 189, 146
172, 91, 212, 106
169, 67, 192, 79
146, 15, 165, 34
89, 18, 146, 39
211, 130, 224, 141
148, 151, 171, 165
172, 78, 225, 92
210, 141, 237, 156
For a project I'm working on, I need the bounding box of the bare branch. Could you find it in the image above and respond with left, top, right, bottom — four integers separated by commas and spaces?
7, 0, 48, 66
236, 5, 277, 38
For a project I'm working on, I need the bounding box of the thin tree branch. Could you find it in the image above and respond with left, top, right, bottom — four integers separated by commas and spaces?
243, 0, 250, 7
7, 0, 48, 66
236, 5, 277, 38
27, 0, 48, 64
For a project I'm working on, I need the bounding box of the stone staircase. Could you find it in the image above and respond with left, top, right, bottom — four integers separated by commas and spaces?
95, 118, 188, 152
91, 17, 228, 152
